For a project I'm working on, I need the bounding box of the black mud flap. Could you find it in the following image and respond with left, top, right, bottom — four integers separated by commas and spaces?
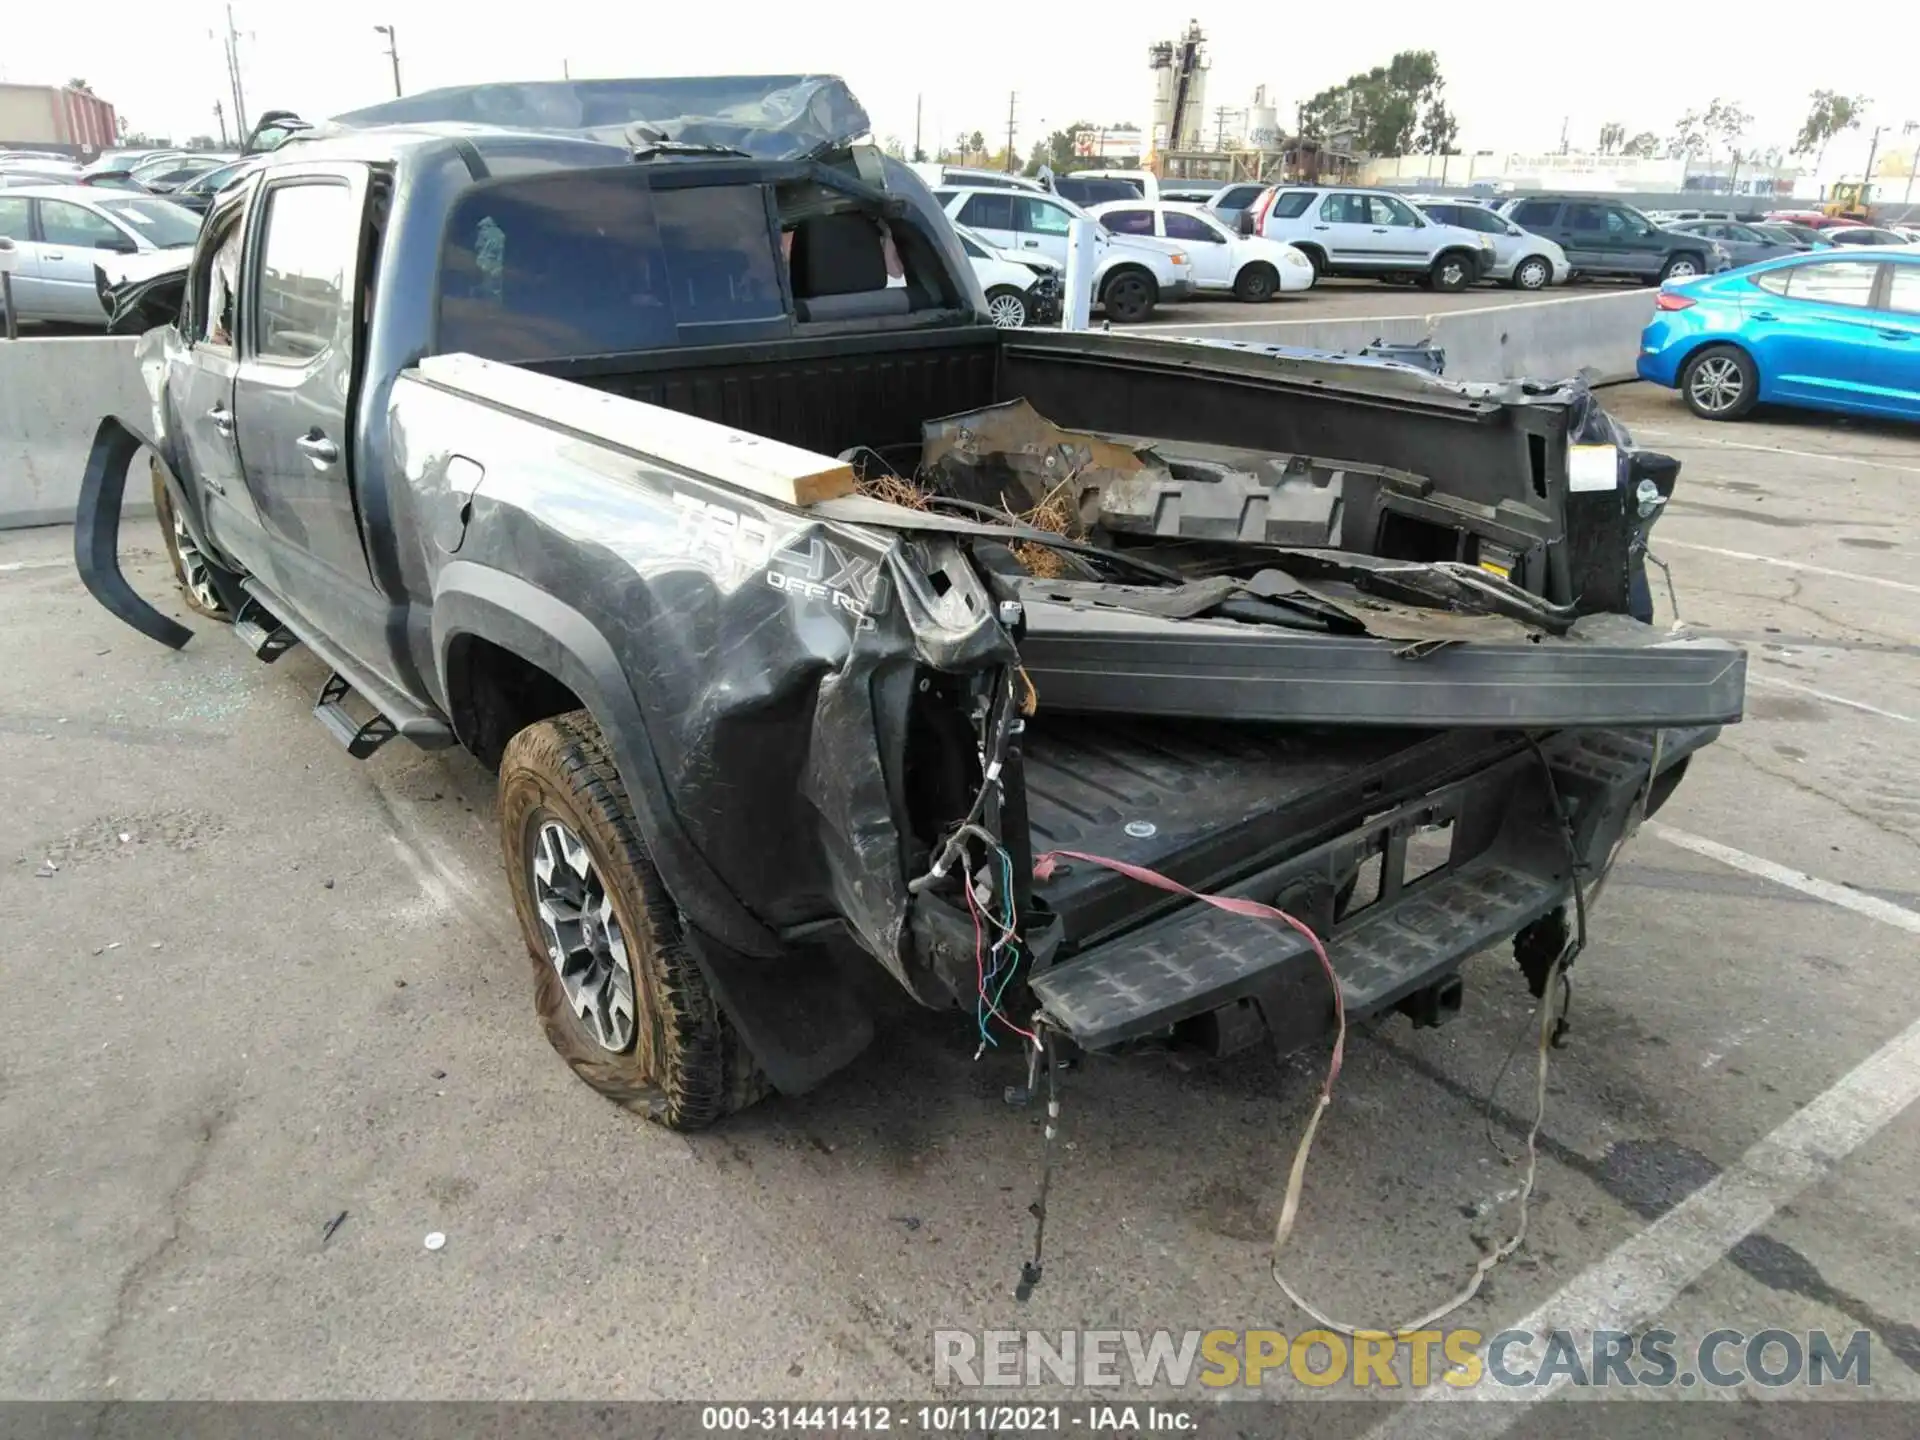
74, 416, 192, 651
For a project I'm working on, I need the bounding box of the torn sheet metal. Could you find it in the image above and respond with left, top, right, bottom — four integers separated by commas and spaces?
327, 75, 872, 162
920, 397, 1149, 520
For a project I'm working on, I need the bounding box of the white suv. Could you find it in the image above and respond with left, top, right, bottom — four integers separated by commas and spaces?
936, 186, 1195, 323
1247, 185, 1496, 291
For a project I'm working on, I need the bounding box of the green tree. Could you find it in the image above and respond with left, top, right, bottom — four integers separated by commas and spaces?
966, 130, 986, 163
67, 78, 93, 93
1597, 122, 1626, 155
1416, 99, 1458, 156
1297, 50, 1444, 156
1704, 98, 1752, 160
1623, 131, 1661, 158
1668, 109, 1706, 162
881, 135, 906, 160
1792, 90, 1869, 173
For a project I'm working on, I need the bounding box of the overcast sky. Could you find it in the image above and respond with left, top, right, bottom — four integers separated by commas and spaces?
5, 0, 1913, 172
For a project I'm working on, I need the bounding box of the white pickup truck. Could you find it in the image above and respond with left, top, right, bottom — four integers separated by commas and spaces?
935, 185, 1194, 323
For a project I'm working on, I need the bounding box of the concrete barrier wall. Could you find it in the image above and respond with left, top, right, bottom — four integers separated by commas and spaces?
1137, 289, 1656, 385
0, 336, 150, 531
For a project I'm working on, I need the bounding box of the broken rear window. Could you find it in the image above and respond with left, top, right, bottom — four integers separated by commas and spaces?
437, 170, 788, 362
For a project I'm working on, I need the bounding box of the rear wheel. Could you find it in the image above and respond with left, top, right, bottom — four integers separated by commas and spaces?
151, 461, 226, 618
1232, 262, 1278, 302
1679, 344, 1757, 421
984, 286, 1029, 328
1099, 269, 1156, 324
1427, 252, 1473, 292
1511, 255, 1553, 291
499, 710, 766, 1130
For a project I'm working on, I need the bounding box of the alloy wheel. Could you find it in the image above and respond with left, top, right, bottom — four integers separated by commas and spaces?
1688, 356, 1745, 414
529, 816, 637, 1053
172, 509, 222, 612
987, 293, 1027, 328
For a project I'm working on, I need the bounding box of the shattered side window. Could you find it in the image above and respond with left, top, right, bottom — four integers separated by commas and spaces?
438, 169, 786, 363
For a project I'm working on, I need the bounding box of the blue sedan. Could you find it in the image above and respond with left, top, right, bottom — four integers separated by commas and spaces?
1636, 247, 1920, 422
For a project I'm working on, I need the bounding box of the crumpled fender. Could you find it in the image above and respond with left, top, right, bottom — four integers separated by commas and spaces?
73, 414, 193, 651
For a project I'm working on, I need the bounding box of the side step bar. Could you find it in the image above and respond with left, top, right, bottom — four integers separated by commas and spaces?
232, 597, 297, 663
237, 578, 456, 757
315, 673, 400, 758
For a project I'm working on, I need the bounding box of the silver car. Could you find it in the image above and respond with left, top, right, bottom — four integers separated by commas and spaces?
1417, 200, 1571, 290
0, 185, 201, 325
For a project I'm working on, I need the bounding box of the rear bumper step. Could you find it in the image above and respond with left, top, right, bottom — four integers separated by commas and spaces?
1031, 851, 1565, 1051
1026, 727, 1695, 1052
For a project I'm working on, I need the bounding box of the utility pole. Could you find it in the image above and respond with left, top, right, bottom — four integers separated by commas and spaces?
374, 24, 402, 98
1214, 106, 1230, 151
213, 100, 227, 147
1862, 124, 1886, 207
1004, 91, 1018, 174
913, 93, 922, 163
1902, 121, 1918, 210
222, 4, 248, 140
1558, 115, 1569, 155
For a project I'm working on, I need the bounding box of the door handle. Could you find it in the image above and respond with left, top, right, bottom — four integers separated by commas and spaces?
208, 405, 234, 436
1878, 330, 1913, 342
44, 251, 65, 261
1021, 239, 1038, 248
1312, 224, 1331, 230
296, 431, 339, 465
1751, 311, 1778, 322
1371, 227, 1389, 233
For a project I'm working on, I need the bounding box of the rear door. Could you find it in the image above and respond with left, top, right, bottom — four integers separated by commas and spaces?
230, 163, 384, 653
954, 191, 1018, 253
1013, 195, 1077, 265
1866, 259, 1920, 417
1563, 202, 1613, 272
1315, 192, 1375, 267
1747, 258, 1891, 409
31, 197, 135, 319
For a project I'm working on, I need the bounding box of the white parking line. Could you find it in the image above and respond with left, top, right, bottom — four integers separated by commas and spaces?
1749, 671, 1915, 725
1657, 539, 1920, 596
1632, 425, 1920, 478
1366, 831, 1920, 1437
0, 559, 69, 575
1648, 823, 1920, 935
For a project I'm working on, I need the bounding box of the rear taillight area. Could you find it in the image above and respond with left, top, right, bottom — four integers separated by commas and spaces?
1655, 292, 1697, 311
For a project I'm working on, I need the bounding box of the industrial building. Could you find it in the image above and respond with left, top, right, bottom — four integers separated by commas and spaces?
0, 83, 119, 158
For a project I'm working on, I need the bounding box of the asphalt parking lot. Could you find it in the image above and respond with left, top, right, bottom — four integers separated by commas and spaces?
3, 383, 1919, 1421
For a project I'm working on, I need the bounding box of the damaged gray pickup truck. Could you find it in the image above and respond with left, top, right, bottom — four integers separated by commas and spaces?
78, 75, 1745, 1130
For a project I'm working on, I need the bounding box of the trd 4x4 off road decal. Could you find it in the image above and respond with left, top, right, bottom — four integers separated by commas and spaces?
767, 536, 890, 633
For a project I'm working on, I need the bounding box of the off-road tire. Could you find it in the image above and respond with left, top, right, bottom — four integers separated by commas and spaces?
151, 461, 228, 619
499, 710, 767, 1130
1233, 262, 1279, 301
